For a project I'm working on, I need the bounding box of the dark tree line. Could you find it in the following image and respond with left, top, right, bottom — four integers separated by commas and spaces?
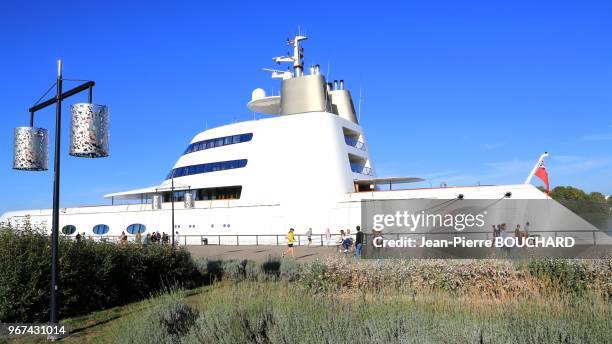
538, 185, 612, 215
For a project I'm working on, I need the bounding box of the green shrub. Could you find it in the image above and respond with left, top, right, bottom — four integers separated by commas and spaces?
0, 227, 200, 322
279, 259, 301, 281
528, 258, 588, 294
244, 260, 263, 281
181, 287, 275, 344
251, 257, 282, 281
194, 257, 223, 284
196, 257, 281, 283
119, 282, 612, 344
116, 296, 197, 344
299, 260, 336, 292
261, 256, 281, 278
0, 226, 51, 322
222, 259, 246, 281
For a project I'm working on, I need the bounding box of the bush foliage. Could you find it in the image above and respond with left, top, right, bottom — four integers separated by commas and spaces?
117, 282, 612, 344
194, 257, 284, 283
2, 221, 611, 328
0, 227, 200, 322
116, 295, 198, 344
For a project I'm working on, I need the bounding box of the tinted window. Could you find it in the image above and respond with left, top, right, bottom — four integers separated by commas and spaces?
93, 224, 110, 235
127, 223, 146, 234
62, 225, 76, 235
165, 159, 247, 180
182, 133, 253, 155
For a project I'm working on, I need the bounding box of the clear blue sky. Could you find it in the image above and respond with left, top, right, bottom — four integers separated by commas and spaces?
1, 0, 611, 212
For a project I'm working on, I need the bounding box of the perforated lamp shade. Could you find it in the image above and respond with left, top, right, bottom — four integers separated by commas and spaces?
69, 103, 109, 158
184, 191, 194, 208
152, 194, 162, 210
13, 126, 49, 171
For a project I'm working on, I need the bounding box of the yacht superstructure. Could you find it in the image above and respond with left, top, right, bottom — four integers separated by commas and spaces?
1, 34, 597, 243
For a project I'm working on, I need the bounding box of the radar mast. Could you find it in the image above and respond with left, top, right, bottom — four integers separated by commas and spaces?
271, 33, 308, 78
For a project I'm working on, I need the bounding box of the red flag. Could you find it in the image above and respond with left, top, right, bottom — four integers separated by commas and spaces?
534, 160, 550, 194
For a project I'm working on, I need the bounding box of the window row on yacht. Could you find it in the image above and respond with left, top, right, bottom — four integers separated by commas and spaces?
160, 186, 242, 202
183, 133, 253, 155
166, 159, 248, 179
63, 223, 145, 236
63, 220, 237, 236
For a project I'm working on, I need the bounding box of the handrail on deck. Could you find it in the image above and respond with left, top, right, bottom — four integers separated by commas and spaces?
64, 230, 612, 246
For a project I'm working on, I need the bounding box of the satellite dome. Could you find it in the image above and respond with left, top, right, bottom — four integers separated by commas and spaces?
251, 88, 266, 101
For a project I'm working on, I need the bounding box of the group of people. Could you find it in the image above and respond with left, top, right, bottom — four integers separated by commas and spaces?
282, 226, 365, 258
492, 221, 531, 243
337, 226, 365, 257
116, 230, 182, 246
75, 230, 181, 246
142, 231, 182, 246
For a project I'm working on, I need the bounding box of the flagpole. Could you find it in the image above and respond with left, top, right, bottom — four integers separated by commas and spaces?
524, 152, 549, 184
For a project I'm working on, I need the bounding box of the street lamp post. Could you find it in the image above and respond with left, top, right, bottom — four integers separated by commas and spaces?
154, 179, 192, 247
13, 60, 109, 326
171, 177, 175, 247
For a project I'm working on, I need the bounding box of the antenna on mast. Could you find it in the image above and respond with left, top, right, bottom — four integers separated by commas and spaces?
272, 32, 307, 78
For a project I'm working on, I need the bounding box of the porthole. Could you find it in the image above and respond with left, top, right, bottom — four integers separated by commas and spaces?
62, 225, 76, 235
93, 224, 110, 235
126, 223, 146, 234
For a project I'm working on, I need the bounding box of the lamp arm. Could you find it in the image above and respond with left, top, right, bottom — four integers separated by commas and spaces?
29, 81, 95, 113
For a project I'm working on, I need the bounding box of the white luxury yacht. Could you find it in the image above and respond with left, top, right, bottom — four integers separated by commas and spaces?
1, 34, 601, 245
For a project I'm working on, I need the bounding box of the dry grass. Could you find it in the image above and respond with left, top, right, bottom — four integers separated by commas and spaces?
300, 257, 612, 299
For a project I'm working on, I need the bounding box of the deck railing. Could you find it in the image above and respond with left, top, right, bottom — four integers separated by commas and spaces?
75, 234, 349, 246
376, 230, 612, 246
344, 137, 366, 150
66, 230, 612, 246
350, 164, 373, 176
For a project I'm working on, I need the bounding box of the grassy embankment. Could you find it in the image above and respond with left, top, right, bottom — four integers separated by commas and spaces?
5, 257, 611, 344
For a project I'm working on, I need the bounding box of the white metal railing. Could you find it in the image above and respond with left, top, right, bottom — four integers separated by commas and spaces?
350, 164, 373, 176
64, 230, 612, 246
345, 137, 366, 150
66, 233, 355, 246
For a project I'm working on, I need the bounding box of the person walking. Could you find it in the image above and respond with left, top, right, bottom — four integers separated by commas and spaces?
336, 230, 345, 252
119, 231, 128, 245
514, 224, 522, 244
355, 226, 364, 258
325, 228, 331, 246
174, 231, 181, 246
306, 228, 313, 246
162, 232, 169, 245
346, 228, 354, 249
341, 230, 352, 253
282, 228, 295, 258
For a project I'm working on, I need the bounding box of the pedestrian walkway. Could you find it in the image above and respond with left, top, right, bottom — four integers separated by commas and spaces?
186, 245, 337, 261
